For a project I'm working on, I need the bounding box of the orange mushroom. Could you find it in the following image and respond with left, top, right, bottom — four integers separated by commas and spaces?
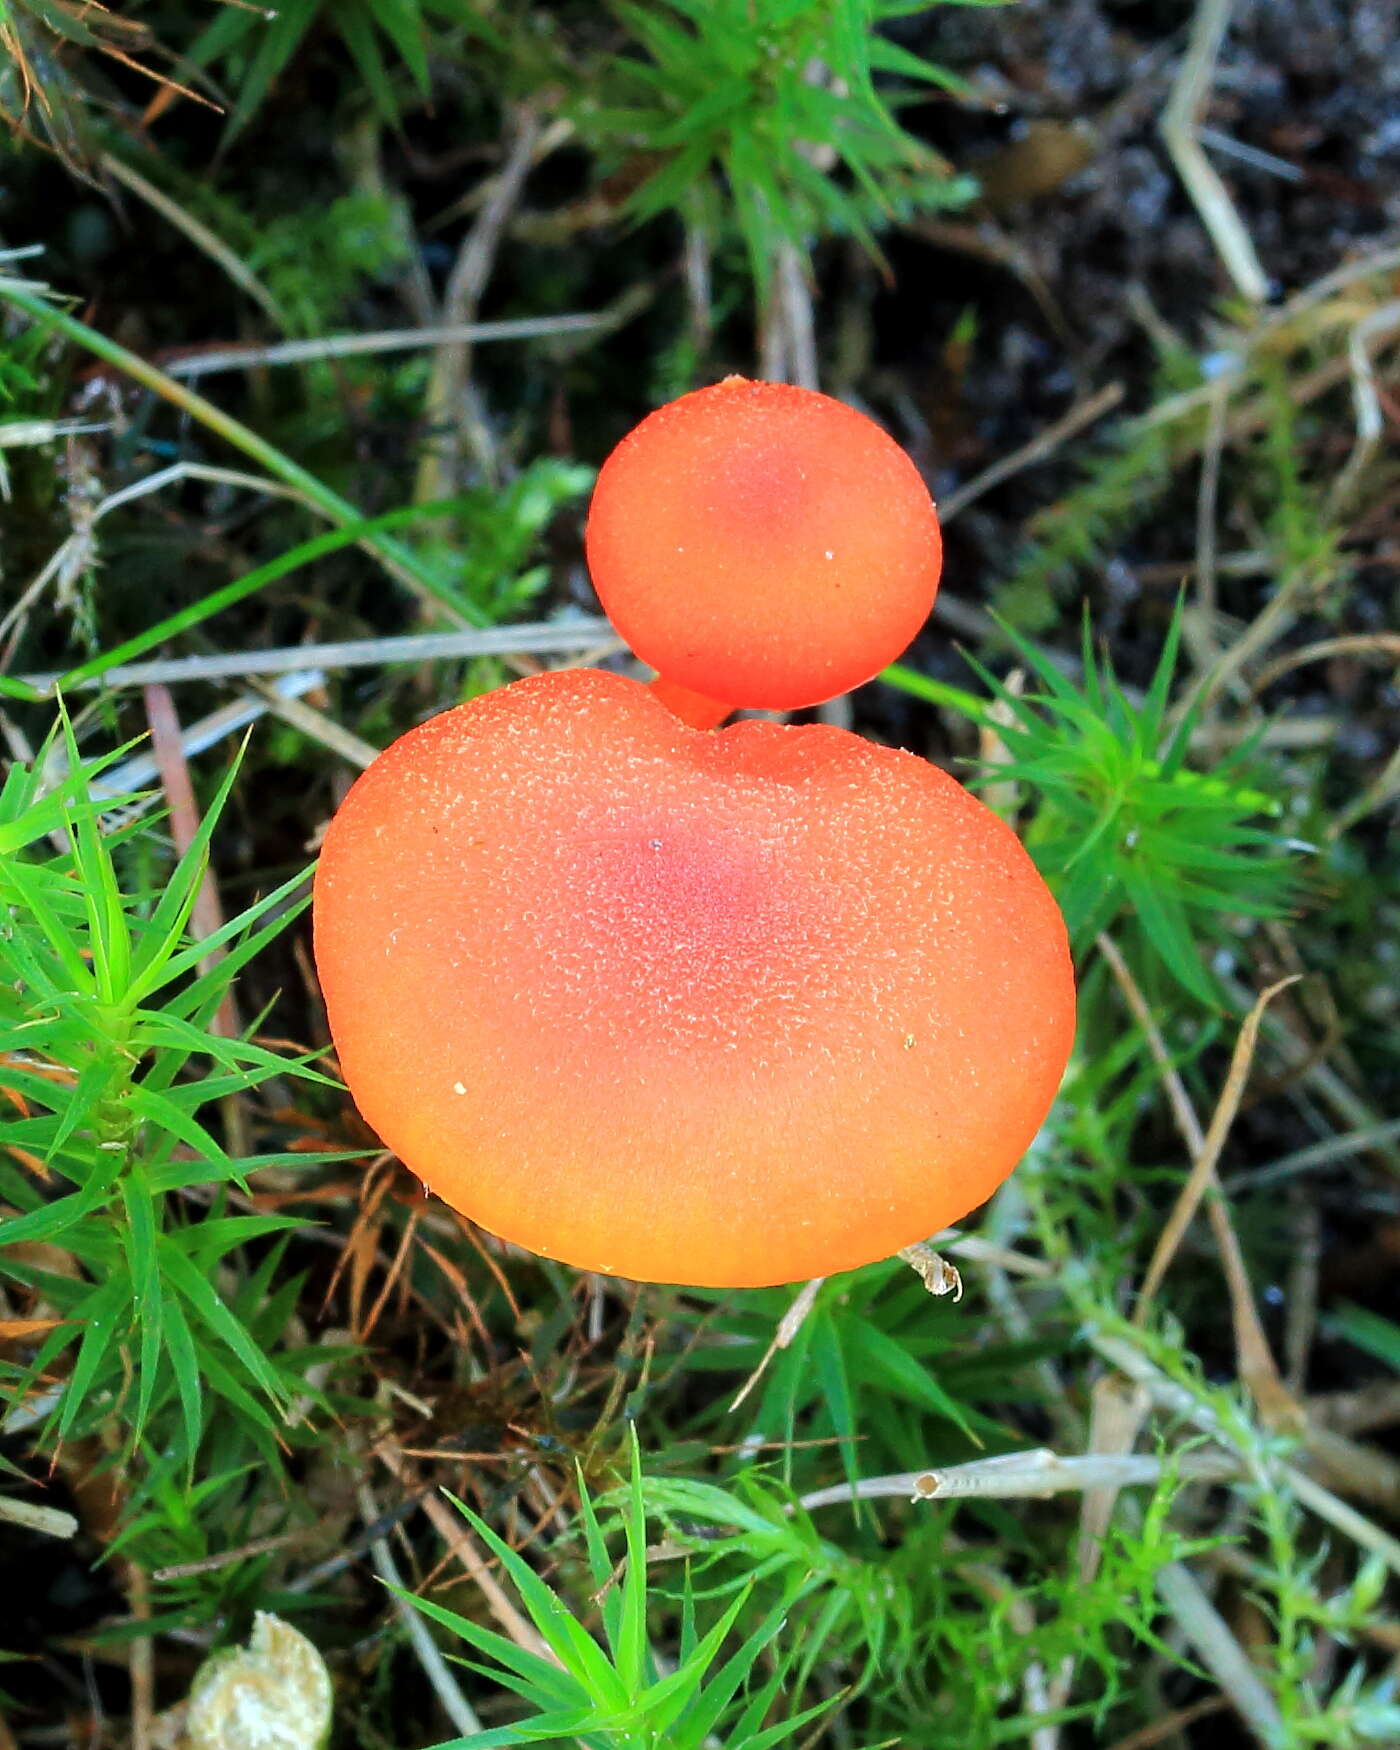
586, 377, 942, 724
313, 668, 1073, 1288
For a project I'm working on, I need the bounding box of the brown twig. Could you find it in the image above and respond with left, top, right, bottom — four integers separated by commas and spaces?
1132, 973, 1299, 1319
1097, 935, 1299, 1427
939, 382, 1125, 523
375, 1439, 557, 1664
152, 1535, 295, 1583
1249, 631, 1400, 697
1103, 1695, 1231, 1749
127, 1563, 154, 1750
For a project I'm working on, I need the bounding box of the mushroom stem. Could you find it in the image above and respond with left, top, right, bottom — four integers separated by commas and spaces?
647, 674, 734, 730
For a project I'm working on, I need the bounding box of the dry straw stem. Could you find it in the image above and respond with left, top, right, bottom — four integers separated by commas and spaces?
248, 680, 381, 772
758, 239, 819, 390
415, 105, 545, 508
938, 381, 1125, 523
0, 1495, 78, 1539
1098, 934, 1298, 1428
1330, 296, 1400, 510
1132, 972, 1300, 1319
1192, 376, 1231, 651
934, 1228, 1054, 1280
357, 1482, 484, 1739
797, 1447, 1242, 1511
1152, 1560, 1284, 1746
374, 1438, 557, 1666
1075, 1372, 1152, 1587
1197, 562, 1337, 714
1218, 967, 1400, 1169
42, 672, 325, 818
1329, 736, 1400, 838
1103, 1697, 1232, 1750
127, 1562, 154, 1750
18, 619, 618, 694
729, 1275, 825, 1412
161, 312, 614, 380
152, 1536, 294, 1584
1248, 632, 1400, 699
98, 152, 287, 329
1133, 241, 1400, 443
1159, 0, 1270, 303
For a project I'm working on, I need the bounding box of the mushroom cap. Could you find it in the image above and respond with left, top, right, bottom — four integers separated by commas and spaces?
312, 669, 1073, 1287
585, 378, 942, 711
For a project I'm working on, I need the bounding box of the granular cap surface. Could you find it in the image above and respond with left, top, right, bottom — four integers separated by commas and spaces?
313, 669, 1073, 1286
586, 378, 942, 711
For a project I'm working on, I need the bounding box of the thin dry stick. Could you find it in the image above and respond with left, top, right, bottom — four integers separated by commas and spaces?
730, 1275, 824, 1412
99, 153, 287, 329
1199, 563, 1333, 711
1040, 1373, 1154, 1724
249, 681, 381, 771
939, 382, 1125, 522
1288, 1468, 1400, 1576
162, 312, 612, 380
63, 673, 323, 812
1331, 297, 1400, 510
357, 1483, 484, 1738
375, 1440, 556, 1664
1193, 376, 1230, 649
152, 1535, 294, 1583
1304, 1423, 1400, 1513
1249, 632, 1400, 698
1097, 935, 1298, 1424
1153, 1560, 1284, 1746
1308, 1379, 1400, 1439
1130, 245, 1400, 439
415, 108, 544, 508
1220, 965, 1400, 1168
759, 240, 819, 390
1075, 1373, 1152, 1586
797, 1448, 1240, 1511
0, 1495, 77, 1538
127, 1563, 154, 1750
1133, 974, 1299, 1318
1103, 1696, 1232, 1750
20, 618, 617, 693
142, 685, 247, 1146
932, 1228, 1054, 1279
1159, 0, 1269, 303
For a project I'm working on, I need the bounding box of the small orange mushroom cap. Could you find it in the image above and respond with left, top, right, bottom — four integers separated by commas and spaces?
313, 669, 1074, 1287
586, 378, 942, 713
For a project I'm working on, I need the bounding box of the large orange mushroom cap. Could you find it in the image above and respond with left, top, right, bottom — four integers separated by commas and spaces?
585, 378, 942, 713
313, 669, 1074, 1287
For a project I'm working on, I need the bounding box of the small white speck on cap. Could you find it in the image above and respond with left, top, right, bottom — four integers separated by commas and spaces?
452, 1081, 467, 1095
824, 550, 834, 560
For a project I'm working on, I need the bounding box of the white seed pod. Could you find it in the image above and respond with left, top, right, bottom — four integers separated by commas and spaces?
185, 1612, 332, 1750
